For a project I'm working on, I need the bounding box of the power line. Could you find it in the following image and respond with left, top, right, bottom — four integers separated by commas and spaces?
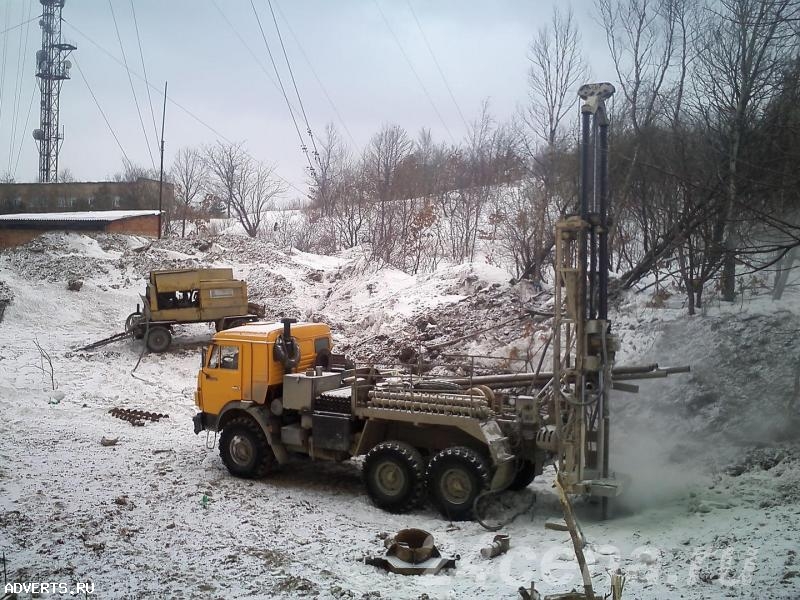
61, 18, 306, 195
372, 0, 455, 143
405, 0, 469, 136
108, 0, 155, 171
13, 82, 37, 177
0, 0, 12, 135
72, 56, 132, 168
0, 16, 38, 38
8, 1, 33, 176
209, 0, 283, 97
272, 1, 357, 147
129, 0, 159, 149
249, 0, 317, 176
266, 0, 320, 164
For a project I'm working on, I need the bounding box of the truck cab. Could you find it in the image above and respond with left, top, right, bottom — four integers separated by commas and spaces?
193, 320, 333, 433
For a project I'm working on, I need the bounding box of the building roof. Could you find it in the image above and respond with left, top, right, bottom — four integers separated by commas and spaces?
0, 210, 161, 222
0, 178, 167, 187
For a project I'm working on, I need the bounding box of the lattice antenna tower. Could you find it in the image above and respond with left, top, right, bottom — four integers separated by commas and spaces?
33, 0, 76, 183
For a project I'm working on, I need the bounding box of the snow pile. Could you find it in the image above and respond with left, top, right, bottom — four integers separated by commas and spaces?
0, 231, 799, 599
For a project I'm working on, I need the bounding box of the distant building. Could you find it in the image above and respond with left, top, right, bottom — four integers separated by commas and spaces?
0, 210, 161, 248
0, 179, 174, 214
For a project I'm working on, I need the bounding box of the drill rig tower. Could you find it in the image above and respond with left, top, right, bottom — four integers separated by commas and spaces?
551, 82, 618, 517
33, 0, 76, 183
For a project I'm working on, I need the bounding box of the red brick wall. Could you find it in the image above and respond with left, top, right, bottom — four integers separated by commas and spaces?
0, 230, 42, 248
0, 215, 159, 248
105, 214, 159, 237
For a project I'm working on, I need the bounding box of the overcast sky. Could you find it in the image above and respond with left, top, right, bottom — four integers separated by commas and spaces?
0, 0, 613, 197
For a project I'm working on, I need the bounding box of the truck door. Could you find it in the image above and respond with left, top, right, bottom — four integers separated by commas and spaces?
203, 343, 243, 404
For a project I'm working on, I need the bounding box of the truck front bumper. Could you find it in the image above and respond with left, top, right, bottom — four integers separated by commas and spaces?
193, 412, 205, 435
193, 412, 219, 434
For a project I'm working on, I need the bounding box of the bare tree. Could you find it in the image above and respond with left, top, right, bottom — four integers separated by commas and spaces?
58, 168, 76, 183
171, 147, 209, 238
311, 123, 350, 216
231, 160, 287, 237
522, 6, 587, 150
363, 124, 413, 263
111, 162, 158, 182
330, 165, 370, 249
205, 141, 247, 219
513, 8, 586, 282
692, 0, 800, 300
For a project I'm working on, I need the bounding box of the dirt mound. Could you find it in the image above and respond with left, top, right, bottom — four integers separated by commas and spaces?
204, 234, 291, 266
726, 446, 800, 477
0, 280, 13, 322
244, 269, 299, 320
636, 310, 800, 443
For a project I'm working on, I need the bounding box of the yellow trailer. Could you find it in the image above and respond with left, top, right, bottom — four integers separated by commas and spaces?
126, 268, 260, 352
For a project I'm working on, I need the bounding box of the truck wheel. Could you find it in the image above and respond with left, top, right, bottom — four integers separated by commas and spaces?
145, 326, 172, 353
363, 441, 426, 513
427, 447, 490, 520
507, 460, 537, 491
219, 416, 276, 478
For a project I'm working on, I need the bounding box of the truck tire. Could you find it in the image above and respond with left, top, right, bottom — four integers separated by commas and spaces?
427, 446, 490, 521
145, 326, 172, 353
363, 441, 426, 513
219, 416, 277, 478
507, 460, 536, 491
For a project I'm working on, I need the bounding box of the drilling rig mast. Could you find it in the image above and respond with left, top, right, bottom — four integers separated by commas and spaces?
552, 83, 618, 518
33, 0, 76, 183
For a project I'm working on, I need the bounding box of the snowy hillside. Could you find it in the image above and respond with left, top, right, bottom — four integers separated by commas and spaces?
0, 232, 798, 599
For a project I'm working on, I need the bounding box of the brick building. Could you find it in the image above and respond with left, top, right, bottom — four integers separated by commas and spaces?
0, 179, 174, 214
0, 210, 161, 248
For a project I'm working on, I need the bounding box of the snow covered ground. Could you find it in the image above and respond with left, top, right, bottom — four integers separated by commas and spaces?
0, 232, 798, 599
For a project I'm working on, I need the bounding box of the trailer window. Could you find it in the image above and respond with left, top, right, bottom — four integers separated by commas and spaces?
209, 288, 235, 298
208, 345, 239, 370
314, 337, 330, 353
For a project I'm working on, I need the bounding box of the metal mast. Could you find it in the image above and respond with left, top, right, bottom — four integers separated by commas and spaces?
33, 0, 76, 183
552, 82, 617, 518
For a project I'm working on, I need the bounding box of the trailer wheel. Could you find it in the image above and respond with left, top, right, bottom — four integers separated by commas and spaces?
219, 416, 277, 478
145, 326, 172, 353
363, 441, 426, 513
125, 312, 145, 339
427, 446, 490, 520
507, 460, 537, 491
219, 318, 247, 331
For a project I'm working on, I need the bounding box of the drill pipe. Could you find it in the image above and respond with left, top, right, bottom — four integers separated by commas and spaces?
368, 390, 493, 418
443, 364, 689, 387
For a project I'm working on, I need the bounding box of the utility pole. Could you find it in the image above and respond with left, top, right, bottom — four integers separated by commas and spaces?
33, 0, 76, 183
157, 82, 167, 239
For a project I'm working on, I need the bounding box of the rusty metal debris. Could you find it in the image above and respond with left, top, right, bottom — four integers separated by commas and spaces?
108, 408, 169, 426
365, 528, 457, 575
480, 534, 510, 559
77, 330, 132, 352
